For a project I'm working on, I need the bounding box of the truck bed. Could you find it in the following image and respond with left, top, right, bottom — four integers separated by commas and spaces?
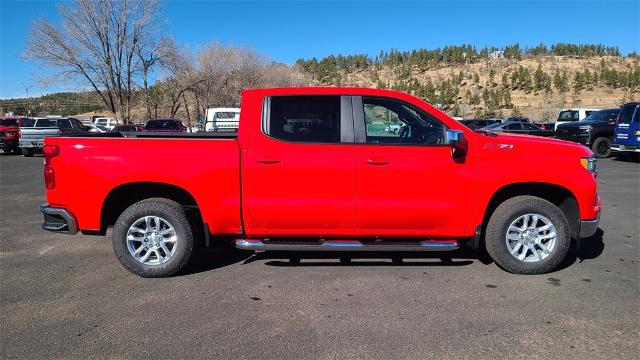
44, 134, 242, 235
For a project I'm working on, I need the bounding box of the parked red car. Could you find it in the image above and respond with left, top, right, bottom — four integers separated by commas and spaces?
0, 117, 35, 154
142, 118, 187, 132
40, 87, 599, 277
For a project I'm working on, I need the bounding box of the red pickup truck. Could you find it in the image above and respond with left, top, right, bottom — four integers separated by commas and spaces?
40, 87, 600, 277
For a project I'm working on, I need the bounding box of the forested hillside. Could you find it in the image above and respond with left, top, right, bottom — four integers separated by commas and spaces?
296, 43, 639, 120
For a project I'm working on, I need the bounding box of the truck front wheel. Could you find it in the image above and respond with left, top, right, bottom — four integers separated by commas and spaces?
591, 137, 612, 158
22, 148, 33, 157
485, 196, 571, 275
112, 198, 194, 277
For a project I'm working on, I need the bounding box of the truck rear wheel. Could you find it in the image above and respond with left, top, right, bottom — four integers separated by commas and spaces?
591, 137, 612, 158
112, 198, 194, 277
485, 196, 571, 275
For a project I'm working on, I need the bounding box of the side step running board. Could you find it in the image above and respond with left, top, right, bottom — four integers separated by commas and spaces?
235, 239, 459, 252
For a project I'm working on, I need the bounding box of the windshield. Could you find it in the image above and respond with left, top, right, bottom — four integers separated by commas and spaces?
216, 112, 238, 119
0, 119, 19, 126
484, 122, 503, 129
557, 110, 579, 122
145, 120, 180, 130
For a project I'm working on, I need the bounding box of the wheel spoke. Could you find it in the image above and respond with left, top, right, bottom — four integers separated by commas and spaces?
520, 215, 529, 230
536, 224, 551, 233
129, 226, 145, 234
508, 225, 523, 233
145, 216, 151, 230
536, 240, 551, 254
154, 217, 161, 231
164, 235, 177, 243
159, 228, 175, 236
140, 250, 152, 263
530, 215, 539, 229
517, 245, 528, 260
154, 249, 164, 263
161, 244, 172, 256
528, 243, 541, 261
127, 234, 145, 242
539, 232, 556, 240
133, 245, 144, 256
510, 242, 523, 255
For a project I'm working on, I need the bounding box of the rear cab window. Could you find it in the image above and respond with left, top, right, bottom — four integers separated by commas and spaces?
558, 110, 579, 122
266, 96, 341, 143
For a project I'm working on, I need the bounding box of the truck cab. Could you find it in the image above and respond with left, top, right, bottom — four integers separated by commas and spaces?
612, 102, 640, 154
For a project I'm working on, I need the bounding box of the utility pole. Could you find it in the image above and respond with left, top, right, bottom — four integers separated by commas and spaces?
19, 82, 33, 116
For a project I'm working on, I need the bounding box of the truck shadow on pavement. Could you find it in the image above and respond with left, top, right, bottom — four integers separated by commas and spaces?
180, 229, 604, 275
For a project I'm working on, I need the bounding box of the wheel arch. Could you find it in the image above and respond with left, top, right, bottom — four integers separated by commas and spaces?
100, 182, 201, 234
482, 182, 580, 239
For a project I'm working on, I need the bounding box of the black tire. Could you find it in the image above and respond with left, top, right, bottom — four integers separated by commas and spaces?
591, 137, 612, 158
22, 148, 33, 157
485, 195, 571, 275
12, 147, 21, 155
112, 198, 194, 277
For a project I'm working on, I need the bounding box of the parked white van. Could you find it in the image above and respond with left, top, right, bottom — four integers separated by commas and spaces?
555, 108, 601, 130
205, 108, 240, 132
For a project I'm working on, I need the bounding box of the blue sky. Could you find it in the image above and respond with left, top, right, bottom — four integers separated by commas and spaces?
1, 0, 639, 99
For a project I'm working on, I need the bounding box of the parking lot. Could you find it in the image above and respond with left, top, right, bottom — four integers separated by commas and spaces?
0, 153, 638, 359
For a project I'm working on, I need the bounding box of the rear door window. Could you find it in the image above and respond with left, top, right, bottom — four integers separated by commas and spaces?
57, 119, 72, 128
266, 96, 341, 143
505, 123, 522, 130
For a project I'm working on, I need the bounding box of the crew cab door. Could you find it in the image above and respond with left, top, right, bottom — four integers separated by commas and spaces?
242, 95, 357, 236
353, 96, 474, 237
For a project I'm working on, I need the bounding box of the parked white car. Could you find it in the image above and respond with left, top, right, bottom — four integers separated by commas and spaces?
205, 108, 240, 132
555, 108, 601, 130
94, 117, 118, 130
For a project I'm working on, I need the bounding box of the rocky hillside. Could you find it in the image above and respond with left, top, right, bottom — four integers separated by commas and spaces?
297, 44, 639, 120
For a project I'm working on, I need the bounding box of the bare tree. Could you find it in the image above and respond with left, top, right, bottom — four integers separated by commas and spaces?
25, 0, 164, 122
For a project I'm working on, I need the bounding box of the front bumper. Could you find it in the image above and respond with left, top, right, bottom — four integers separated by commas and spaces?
611, 145, 640, 153
555, 134, 590, 145
578, 214, 600, 238
40, 204, 78, 234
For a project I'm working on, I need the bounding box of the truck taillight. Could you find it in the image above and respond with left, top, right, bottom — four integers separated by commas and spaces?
44, 165, 55, 189
43, 145, 59, 158
43, 145, 59, 190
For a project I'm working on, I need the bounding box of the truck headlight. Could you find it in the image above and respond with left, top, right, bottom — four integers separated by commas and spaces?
580, 157, 597, 174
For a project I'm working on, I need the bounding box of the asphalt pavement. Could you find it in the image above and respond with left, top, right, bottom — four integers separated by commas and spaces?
1, 153, 638, 359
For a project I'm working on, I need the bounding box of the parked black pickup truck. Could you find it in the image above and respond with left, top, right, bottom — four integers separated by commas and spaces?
555, 108, 620, 158
478, 121, 555, 137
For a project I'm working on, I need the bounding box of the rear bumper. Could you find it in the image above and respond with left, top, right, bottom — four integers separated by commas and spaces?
578, 214, 599, 238
40, 204, 78, 234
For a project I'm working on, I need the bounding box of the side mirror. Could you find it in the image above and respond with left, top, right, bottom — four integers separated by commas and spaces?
446, 130, 468, 159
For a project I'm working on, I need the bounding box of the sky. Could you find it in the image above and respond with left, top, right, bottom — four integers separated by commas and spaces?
1, 0, 639, 99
